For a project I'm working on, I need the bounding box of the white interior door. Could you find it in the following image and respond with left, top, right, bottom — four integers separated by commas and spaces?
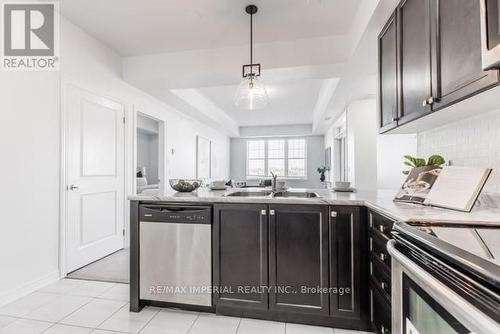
66, 86, 125, 273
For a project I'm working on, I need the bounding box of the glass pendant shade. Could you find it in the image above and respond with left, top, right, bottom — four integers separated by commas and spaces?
234, 75, 269, 110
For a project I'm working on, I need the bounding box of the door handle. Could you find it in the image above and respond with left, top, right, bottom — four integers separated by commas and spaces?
69, 184, 79, 191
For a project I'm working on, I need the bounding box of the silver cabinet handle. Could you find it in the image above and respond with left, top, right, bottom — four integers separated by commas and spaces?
269, 210, 275, 216
422, 96, 435, 107
379, 225, 386, 233
380, 253, 386, 261
331, 211, 337, 218
381, 281, 388, 290
69, 184, 79, 191
261, 209, 267, 216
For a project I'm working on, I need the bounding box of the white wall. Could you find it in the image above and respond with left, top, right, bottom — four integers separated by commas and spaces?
239, 124, 313, 137
418, 109, 500, 195
230, 135, 325, 189
346, 99, 378, 190
0, 71, 61, 304
377, 134, 418, 190
0, 14, 230, 305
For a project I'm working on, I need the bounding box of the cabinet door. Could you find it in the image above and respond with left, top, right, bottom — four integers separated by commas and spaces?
269, 205, 329, 315
378, 12, 399, 133
330, 206, 369, 322
431, 0, 499, 110
213, 204, 268, 309
398, 0, 433, 125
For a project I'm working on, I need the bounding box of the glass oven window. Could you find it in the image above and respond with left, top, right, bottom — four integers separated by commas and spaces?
403, 274, 470, 334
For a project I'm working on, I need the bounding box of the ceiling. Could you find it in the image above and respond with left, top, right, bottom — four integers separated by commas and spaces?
54, 0, 397, 136
194, 79, 325, 127
55, 0, 361, 56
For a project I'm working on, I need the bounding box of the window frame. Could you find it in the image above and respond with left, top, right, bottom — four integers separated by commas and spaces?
246, 137, 308, 180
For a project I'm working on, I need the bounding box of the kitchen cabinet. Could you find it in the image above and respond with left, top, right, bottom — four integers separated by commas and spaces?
329, 206, 369, 323
368, 210, 396, 334
397, 0, 433, 126
430, 0, 499, 110
378, 13, 399, 132
268, 204, 329, 315
378, 0, 499, 133
213, 204, 269, 310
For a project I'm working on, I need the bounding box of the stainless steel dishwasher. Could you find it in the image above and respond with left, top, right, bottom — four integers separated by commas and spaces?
139, 205, 212, 306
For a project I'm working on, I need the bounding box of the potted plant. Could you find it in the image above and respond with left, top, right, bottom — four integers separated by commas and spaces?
317, 165, 330, 182
403, 154, 446, 175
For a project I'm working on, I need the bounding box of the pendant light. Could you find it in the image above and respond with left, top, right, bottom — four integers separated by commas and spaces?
234, 5, 269, 110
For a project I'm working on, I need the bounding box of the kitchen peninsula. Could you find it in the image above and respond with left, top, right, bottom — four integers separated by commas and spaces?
129, 188, 500, 332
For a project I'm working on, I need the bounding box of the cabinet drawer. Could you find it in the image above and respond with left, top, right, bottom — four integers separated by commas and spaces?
371, 284, 392, 334
370, 235, 391, 270
369, 212, 394, 240
371, 263, 391, 302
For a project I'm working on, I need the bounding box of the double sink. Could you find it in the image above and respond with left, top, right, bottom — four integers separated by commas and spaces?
225, 190, 320, 199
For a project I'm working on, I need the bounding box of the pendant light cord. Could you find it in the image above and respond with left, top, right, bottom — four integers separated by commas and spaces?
250, 9, 254, 76
250, 11, 253, 66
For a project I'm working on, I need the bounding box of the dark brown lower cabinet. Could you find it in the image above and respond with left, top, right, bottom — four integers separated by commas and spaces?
368, 210, 395, 334
213, 204, 268, 310
268, 204, 329, 315
213, 203, 371, 330
329, 206, 369, 324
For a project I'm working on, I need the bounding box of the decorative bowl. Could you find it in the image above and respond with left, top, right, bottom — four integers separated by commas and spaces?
335, 181, 351, 189
169, 179, 202, 192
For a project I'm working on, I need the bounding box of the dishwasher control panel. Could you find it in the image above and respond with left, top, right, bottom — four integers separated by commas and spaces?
140, 205, 211, 224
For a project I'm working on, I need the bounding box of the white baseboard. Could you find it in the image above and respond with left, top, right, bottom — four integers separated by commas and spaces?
0, 270, 60, 307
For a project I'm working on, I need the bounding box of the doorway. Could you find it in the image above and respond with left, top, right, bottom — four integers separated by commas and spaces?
136, 113, 161, 195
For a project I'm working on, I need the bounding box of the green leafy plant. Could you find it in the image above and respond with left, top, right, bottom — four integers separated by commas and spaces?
317, 165, 330, 174
403, 154, 445, 175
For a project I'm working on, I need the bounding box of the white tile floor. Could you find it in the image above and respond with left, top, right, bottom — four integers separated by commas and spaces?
0, 279, 374, 334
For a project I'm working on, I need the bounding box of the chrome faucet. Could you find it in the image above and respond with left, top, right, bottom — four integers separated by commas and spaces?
270, 172, 278, 192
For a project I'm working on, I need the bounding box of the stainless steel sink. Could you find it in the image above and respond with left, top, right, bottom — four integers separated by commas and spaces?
272, 191, 320, 198
225, 191, 273, 197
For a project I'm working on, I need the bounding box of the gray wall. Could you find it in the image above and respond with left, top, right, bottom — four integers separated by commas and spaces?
230, 135, 325, 189
137, 131, 159, 184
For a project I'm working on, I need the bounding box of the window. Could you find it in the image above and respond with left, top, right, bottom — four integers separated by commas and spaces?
246, 138, 307, 179
247, 140, 265, 177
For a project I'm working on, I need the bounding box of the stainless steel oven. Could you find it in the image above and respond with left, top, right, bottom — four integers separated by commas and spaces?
481, 0, 500, 69
388, 222, 500, 334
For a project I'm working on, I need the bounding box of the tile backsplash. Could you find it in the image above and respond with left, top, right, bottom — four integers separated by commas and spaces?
418, 109, 500, 195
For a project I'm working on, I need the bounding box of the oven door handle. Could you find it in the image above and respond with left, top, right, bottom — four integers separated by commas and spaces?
387, 239, 500, 334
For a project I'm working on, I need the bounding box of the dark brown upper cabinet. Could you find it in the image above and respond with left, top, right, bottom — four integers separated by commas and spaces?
213, 204, 269, 310
397, 0, 433, 126
268, 204, 329, 315
378, 13, 399, 132
431, 0, 499, 110
378, 0, 499, 133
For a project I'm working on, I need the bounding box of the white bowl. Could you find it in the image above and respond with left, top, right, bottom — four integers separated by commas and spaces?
335, 181, 351, 189
210, 180, 226, 188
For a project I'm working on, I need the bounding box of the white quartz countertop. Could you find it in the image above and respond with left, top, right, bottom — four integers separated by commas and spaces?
129, 188, 500, 226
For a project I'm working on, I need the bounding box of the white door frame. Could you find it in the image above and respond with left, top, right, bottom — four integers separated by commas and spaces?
58, 84, 129, 277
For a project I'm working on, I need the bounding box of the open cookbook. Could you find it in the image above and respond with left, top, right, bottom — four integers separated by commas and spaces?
394, 166, 492, 212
